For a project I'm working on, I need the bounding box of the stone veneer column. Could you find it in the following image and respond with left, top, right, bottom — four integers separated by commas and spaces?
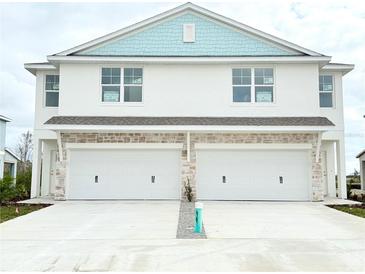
54, 161, 66, 201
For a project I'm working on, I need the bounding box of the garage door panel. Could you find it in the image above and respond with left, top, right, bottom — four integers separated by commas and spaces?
67, 149, 180, 199
196, 149, 310, 201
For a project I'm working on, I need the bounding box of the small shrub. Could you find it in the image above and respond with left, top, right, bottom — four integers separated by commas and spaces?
184, 178, 194, 202
15, 168, 32, 200
0, 176, 17, 204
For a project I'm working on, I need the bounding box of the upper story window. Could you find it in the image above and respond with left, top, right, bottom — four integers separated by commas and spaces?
124, 68, 143, 102
101, 67, 143, 103
254, 68, 274, 102
319, 75, 333, 108
232, 68, 251, 102
45, 75, 59, 107
232, 68, 274, 103
101, 68, 121, 102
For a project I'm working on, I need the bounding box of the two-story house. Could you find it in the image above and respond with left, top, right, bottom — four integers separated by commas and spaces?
25, 3, 353, 201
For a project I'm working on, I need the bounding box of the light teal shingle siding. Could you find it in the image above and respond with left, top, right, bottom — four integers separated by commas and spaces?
78, 13, 299, 56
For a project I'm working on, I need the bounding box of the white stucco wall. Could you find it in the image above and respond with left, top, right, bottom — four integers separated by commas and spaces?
58, 63, 321, 118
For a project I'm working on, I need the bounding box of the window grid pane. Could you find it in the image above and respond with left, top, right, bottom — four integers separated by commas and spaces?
124, 68, 143, 85
255, 86, 273, 102
102, 68, 120, 85
124, 86, 142, 102
232, 69, 251, 85
254, 68, 273, 85
45, 75, 59, 91
233, 86, 251, 102
45, 91, 59, 107
319, 93, 333, 107
102, 86, 120, 102
319, 75, 333, 91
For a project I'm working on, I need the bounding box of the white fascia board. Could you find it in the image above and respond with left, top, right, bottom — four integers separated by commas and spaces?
321, 63, 354, 75
195, 143, 312, 150
54, 3, 322, 57
44, 124, 332, 132
66, 142, 183, 150
24, 63, 57, 75
47, 55, 331, 64
4, 148, 21, 161
0, 115, 11, 122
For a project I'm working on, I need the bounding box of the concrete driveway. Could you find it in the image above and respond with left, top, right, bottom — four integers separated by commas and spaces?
1, 201, 365, 271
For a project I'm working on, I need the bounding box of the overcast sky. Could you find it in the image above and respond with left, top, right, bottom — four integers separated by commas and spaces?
0, 1, 364, 174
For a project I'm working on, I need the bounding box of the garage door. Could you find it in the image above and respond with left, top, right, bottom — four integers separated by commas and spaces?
67, 148, 180, 199
196, 148, 311, 201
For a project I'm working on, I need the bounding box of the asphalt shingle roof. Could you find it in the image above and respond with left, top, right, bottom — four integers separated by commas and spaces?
45, 116, 335, 127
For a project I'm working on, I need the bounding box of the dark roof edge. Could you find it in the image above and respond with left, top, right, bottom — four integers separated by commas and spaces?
44, 116, 335, 127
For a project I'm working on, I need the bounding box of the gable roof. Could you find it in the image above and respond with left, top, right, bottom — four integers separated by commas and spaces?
54, 2, 324, 57
5, 148, 21, 161
356, 149, 365, 158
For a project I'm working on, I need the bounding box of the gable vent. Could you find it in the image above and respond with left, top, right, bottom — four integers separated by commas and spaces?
183, 24, 195, 43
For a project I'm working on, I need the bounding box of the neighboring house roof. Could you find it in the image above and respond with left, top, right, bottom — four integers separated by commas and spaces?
24, 62, 57, 75
321, 63, 354, 76
53, 2, 324, 57
4, 148, 20, 161
356, 150, 365, 158
45, 116, 334, 126
0, 115, 11, 122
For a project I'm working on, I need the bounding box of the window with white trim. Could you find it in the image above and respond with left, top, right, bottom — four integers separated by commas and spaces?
45, 75, 59, 107
232, 68, 251, 102
101, 68, 121, 102
124, 68, 143, 102
319, 75, 333, 107
254, 68, 274, 102
232, 68, 274, 103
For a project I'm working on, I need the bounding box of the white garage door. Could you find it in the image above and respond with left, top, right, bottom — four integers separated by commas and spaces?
67, 148, 180, 199
196, 149, 311, 201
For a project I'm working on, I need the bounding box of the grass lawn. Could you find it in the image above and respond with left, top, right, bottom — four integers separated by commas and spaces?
0, 204, 50, 223
329, 204, 365, 218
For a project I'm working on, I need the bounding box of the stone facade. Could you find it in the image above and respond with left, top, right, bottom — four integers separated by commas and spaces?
55, 132, 323, 201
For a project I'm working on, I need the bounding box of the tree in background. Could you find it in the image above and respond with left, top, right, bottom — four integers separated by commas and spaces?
16, 130, 33, 173
15, 131, 33, 199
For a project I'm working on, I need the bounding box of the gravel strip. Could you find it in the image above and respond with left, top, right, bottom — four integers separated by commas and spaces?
176, 201, 207, 239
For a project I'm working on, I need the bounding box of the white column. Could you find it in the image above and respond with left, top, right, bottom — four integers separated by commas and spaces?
41, 142, 51, 196
361, 159, 365, 190
336, 137, 347, 199
326, 142, 336, 197
30, 138, 42, 198
0, 152, 4, 179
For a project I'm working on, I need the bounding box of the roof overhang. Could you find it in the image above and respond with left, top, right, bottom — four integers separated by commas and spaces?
321, 63, 354, 76
44, 124, 333, 133
4, 148, 21, 161
24, 63, 57, 75
47, 55, 331, 65
356, 150, 365, 158
0, 115, 11, 122
43, 116, 335, 133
